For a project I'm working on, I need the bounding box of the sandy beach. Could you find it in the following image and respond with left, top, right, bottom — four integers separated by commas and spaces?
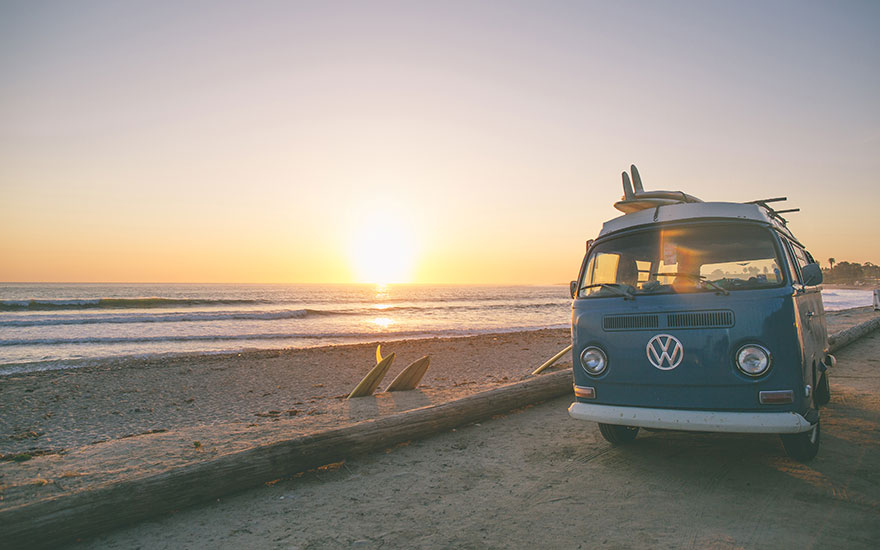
67, 311, 880, 549
1, 307, 877, 543
1, 328, 573, 509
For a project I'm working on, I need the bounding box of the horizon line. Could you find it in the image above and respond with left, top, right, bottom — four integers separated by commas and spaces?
0, 281, 570, 286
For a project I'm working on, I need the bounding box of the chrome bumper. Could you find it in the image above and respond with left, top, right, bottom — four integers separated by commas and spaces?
568, 402, 813, 434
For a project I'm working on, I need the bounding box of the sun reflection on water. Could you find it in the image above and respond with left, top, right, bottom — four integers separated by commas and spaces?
371, 317, 394, 329
374, 283, 389, 300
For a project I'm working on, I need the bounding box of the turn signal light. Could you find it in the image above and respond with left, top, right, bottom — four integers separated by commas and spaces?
574, 385, 596, 399
759, 390, 794, 404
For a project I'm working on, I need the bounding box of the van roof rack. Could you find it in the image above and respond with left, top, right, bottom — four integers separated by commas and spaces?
612, 166, 802, 226
745, 197, 800, 225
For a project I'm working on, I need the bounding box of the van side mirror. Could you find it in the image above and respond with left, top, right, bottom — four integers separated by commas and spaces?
801, 263, 823, 286
570, 280, 578, 299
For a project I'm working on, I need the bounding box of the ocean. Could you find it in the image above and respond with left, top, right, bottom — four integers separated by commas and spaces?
0, 284, 570, 374
0, 284, 873, 375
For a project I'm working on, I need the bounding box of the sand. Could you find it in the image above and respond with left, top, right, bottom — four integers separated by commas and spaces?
1, 307, 877, 525
0, 328, 572, 509
73, 317, 880, 549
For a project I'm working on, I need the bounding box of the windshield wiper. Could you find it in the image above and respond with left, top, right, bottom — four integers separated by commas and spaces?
649, 272, 730, 295
578, 283, 635, 300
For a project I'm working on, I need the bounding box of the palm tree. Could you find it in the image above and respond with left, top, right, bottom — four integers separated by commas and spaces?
828, 258, 836, 270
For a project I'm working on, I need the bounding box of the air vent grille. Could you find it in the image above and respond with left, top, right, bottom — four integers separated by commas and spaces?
603, 314, 660, 331
667, 310, 734, 329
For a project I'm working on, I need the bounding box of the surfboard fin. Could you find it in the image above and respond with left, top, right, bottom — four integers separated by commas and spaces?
631, 165, 644, 193
622, 171, 635, 200
614, 164, 704, 213
386, 356, 431, 392
348, 353, 395, 398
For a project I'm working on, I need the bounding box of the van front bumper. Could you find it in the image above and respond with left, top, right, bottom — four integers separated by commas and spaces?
568, 402, 813, 434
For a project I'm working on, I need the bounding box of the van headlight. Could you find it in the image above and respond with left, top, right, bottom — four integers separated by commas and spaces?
580, 346, 608, 375
736, 344, 771, 377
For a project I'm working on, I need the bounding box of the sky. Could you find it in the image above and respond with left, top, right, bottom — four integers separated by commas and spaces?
1, 0, 878, 284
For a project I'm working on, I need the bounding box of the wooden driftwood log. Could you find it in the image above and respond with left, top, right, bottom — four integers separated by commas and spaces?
828, 316, 880, 353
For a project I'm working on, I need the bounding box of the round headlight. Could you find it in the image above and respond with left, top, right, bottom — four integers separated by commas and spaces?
736, 345, 771, 376
580, 346, 608, 375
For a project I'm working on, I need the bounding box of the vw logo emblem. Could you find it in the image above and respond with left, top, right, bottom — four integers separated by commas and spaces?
646, 334, 684, 370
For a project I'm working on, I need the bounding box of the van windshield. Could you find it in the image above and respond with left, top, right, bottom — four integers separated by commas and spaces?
579, 224, 785, 298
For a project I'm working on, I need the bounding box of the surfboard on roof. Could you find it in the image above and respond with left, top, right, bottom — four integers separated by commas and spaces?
613, 165, 703, 214
607, 165, 801, 243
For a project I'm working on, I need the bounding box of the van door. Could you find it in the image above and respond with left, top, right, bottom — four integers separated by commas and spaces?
785, 239, 825, 394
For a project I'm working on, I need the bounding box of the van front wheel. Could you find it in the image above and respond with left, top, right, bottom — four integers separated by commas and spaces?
599, 423, 639, 445
780, 421, 820, 461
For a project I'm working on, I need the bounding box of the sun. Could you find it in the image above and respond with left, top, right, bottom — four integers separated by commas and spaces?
349, 216, 417, 284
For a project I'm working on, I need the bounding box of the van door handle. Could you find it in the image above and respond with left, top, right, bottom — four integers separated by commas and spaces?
806, 311, 815, 318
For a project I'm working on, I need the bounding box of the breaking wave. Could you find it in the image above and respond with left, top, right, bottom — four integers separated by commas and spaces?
0, 298, 267, 312
0, 309, 313, 327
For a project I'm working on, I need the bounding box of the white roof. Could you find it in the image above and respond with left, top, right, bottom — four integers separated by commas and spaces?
598, 201, 794, 239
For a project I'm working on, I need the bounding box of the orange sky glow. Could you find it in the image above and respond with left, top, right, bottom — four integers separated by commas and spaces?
1, 1, 878, 284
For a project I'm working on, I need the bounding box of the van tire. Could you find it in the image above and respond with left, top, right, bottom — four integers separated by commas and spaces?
598, 423, 639, 444
814, 372, 831, 406
780, 420, 820, 461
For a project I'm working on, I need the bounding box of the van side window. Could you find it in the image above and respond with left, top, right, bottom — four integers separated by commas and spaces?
782, 240, 801, 284
791, 245, 810, 271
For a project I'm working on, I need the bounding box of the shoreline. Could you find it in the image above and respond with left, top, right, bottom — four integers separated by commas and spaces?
3, 285, 876, 375
822, 283, 879, 290
0, 323, 570, 376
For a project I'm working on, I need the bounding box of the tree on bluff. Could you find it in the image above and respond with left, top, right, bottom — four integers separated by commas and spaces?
822, 261, 880, 284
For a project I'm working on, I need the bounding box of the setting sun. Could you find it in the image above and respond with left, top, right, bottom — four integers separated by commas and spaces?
349, 216, 417, 284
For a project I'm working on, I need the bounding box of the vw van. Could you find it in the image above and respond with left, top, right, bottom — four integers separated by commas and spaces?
568, 166, 834, 461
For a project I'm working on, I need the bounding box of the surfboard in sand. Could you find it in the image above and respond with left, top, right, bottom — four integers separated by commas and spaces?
531, 344, 573, 375
386, 356, 431, 392
348, 349, 395, 398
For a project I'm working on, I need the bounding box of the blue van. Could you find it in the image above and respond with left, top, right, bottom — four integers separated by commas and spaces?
568, 166, 834, 461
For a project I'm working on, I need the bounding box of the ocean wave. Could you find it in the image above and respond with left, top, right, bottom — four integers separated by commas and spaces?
821, 289, 874, 311
0, 309, 313, 327
0, 333, 324, 346
0, 297, 267, 312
